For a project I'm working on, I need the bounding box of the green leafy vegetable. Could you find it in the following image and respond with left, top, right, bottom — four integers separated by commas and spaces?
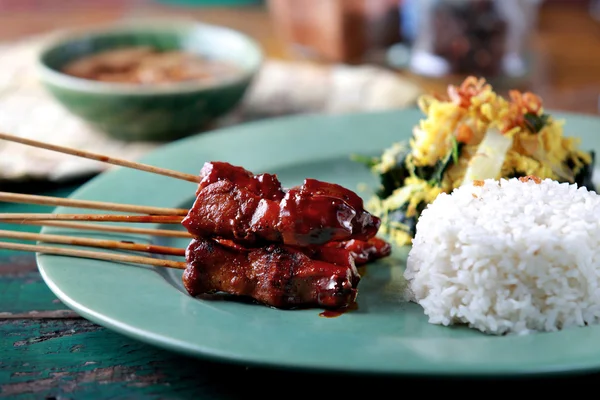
427, 141, 465, 186
350, 153, 379, 169
386, 201, 427, 237
570, 150, 596, 191
377, 161, 410, 198
524, 113, 550, 133
451, 136, 459, 165
351, 145, 412, 199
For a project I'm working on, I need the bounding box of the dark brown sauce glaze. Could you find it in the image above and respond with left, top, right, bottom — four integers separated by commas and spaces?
179, 161, 393, 313
181, 163, 382, 248
318, 301, 359, 318
184, 237, 357, 309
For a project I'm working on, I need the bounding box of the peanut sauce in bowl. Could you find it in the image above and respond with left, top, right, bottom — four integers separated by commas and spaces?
61, 46, 242, 85
36, 21, 263, 141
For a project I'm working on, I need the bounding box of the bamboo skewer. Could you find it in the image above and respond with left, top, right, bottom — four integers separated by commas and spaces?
0, 241, 186, 269
0, 191, 188, 216
0, 133, 198, 269
0, 133, 197, 267
0, 230, 186, 257
0, 132, 200, 183
0, 214, 184, 223
13, 221, 193, 238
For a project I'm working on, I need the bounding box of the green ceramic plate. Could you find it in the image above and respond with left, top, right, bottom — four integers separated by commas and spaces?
37, 109, 600, 377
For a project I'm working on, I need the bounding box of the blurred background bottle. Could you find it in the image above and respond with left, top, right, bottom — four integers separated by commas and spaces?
268, 0, 543, 83
266, 0, 401, 63
404, 0, 543, 79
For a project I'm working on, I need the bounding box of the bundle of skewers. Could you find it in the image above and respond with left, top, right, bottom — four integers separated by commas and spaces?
0, 133, 392, 311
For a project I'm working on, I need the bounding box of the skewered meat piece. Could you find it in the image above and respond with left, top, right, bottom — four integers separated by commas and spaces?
324, 237, 392, 265
297, 178, 378, 240
183, 237, 358, 309
215, 237, 392, 286
183, 179, 281, 245
182, 161, 391, 310
304, 245, 360, 287
214, 237, 362, 286
196, 161, 285, 201
279, 179, 380, 245
212, 237, 392, 287
182, 175, 381, 247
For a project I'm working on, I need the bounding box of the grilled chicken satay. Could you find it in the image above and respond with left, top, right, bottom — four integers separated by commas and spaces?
182, 161, 391, 310
212, 236, 392, 288
182, 170, 381, 246
183, 237, 358, 309
323, 237, 392, 265
215, 230, 392, 267
196, 161, 285, 201
296, 179, 380, 240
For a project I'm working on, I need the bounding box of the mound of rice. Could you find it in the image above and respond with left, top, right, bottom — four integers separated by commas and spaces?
404, 176, 600, 335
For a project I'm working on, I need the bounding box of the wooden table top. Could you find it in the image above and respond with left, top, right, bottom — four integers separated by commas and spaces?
1, 1, 600, 398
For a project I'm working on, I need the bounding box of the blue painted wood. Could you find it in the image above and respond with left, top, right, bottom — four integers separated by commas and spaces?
0, 185, 79, 316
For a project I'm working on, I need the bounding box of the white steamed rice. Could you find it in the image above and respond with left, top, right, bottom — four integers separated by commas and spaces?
404, 177, 600, 335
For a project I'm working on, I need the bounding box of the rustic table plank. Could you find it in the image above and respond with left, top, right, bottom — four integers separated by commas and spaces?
0, 185, 79, 317
2, 318, 599, 399
0, 254, 71, 316
0, 185, 79, 258
0, 319, 245, 399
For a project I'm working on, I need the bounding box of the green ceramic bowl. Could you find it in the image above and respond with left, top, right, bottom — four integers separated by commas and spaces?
36, 21, 263, 142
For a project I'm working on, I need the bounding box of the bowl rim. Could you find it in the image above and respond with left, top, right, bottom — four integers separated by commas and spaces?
35, 19, 264, 96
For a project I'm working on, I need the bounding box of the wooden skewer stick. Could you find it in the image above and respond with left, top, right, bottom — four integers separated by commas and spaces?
0, 132, 200, 183
0, 191, 189, 216
0, 230, 186, 257
0, 214, 184, 223
13, 221, 193, 238
0, 241, 186, 269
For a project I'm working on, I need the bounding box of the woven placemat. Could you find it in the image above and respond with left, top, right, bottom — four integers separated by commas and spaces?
0, 33, 423, 183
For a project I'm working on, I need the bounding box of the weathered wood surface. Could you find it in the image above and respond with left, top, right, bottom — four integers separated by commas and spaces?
0, 254, 75, 319
3, 314, 600, 399
3, 313, 599, 399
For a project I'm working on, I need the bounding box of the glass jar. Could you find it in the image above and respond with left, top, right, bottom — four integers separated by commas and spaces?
402, 0, 542, 78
